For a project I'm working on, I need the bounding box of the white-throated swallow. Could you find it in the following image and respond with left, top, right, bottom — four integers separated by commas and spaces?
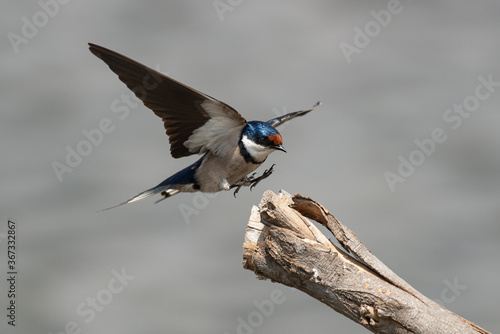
89, 43, 320, 210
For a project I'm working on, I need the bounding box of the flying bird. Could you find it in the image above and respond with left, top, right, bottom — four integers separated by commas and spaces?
88, 43, 320, 210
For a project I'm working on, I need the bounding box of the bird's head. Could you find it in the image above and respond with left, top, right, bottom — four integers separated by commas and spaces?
239, 121, 286, 163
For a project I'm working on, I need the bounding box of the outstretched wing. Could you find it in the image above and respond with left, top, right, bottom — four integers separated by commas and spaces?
88, 43, 247, 158
266, 101, 321, 127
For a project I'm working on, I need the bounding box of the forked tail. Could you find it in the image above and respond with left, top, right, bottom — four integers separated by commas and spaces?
99, 184, 180, 212
98, 156, 203, 212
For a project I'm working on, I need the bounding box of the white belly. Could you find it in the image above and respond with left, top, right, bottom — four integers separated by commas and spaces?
195, 150, 262, 193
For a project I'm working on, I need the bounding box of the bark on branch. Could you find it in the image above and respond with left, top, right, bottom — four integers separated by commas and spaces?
242, 190, 489, 334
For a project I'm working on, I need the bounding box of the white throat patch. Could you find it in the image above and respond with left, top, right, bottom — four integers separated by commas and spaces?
241, 135, 274, 163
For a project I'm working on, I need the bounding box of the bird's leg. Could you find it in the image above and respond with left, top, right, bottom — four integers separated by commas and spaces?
230, 164, 275, 197
248, 164, 275, 191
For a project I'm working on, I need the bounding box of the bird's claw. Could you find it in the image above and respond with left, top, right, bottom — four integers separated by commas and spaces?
230, 164, 276, 197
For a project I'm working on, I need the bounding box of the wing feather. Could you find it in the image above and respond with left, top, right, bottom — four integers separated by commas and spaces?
88, 43, 246, 158
267, 101, 321, 127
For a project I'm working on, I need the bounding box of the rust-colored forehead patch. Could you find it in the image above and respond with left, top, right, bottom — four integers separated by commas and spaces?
268, 134, 283, 145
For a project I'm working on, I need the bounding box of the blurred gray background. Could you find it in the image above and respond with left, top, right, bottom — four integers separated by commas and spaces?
1, 1, 499, 333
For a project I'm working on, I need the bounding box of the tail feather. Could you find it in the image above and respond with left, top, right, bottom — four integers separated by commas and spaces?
99, 156, 203, 212
154, 189, 180, 204
99, 184, 177, 212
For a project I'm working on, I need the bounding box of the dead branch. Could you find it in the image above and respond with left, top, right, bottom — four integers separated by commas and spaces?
242, 190, 489, 334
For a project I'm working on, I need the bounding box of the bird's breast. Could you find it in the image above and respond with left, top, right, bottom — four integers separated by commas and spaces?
195, 149, 262, 193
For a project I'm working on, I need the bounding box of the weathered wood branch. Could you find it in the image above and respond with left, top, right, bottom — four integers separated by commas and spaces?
243, 190, 489, 334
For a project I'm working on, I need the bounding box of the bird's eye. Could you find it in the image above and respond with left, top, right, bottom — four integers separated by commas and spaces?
257, 136, 271, 146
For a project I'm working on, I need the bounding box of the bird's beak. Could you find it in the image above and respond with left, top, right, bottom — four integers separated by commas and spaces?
274, 145, 287, 153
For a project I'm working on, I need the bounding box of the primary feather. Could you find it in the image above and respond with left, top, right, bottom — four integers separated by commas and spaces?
88, 43, 247, 158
